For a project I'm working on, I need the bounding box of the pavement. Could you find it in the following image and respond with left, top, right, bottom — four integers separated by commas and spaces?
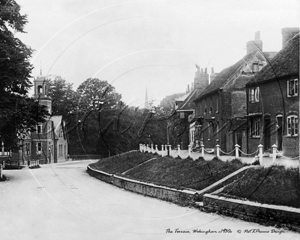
0, 160, 299, 240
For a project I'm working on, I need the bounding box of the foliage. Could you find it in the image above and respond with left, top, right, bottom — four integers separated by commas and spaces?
0, 0, 48, 149
48, 76, 77, 119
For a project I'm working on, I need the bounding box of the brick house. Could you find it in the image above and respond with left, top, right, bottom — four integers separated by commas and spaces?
246, 29, 299, 157
20, 75, 69, 163
175, 66, 210, 149
194, 32, 277, 153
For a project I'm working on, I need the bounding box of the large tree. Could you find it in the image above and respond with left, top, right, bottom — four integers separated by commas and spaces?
0, 0, 48, 149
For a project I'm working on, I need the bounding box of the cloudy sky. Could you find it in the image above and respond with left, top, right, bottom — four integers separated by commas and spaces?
17, 0, 299, 107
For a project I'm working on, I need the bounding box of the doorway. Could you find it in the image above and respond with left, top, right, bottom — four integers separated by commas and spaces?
276, 115, 283, 151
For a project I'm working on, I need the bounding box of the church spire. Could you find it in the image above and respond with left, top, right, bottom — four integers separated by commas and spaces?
145, 88, 149, 109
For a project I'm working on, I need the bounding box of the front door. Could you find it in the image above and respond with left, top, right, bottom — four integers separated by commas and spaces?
264, 118, 271, 151
276, 115, 283, 151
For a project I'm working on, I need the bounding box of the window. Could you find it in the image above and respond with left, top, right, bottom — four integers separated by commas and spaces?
59, 144, 63, 156
37, 124, 43, 134
252, 62, 259, 72
249, 87, 259, 103
37, 85, 43, 94
287, 79, 298, 97
59, 129, 63, 138
287, 115, 298, 136
251, 119, 260, 137
25, 143, 30, 156
37, 142, 42, 155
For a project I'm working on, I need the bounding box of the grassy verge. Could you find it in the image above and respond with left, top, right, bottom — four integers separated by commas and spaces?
89, 152, 246, 191
89, 152, 155, 174
123, 156, 245, 190
217, 166, 300, 208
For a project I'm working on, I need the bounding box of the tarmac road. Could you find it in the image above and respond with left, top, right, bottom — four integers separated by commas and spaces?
0, 160, 298, 240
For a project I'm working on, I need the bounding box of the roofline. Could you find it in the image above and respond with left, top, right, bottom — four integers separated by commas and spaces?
194, 88, 220, 102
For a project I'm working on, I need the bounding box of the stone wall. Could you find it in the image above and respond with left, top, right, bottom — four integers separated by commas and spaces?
87, 165, 196, 206
203, 193, 300, 232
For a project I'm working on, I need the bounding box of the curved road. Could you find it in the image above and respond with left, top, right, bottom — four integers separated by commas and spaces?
0, 161, 298, 240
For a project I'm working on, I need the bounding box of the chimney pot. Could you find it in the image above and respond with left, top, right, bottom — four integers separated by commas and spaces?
211, 67, 214, 74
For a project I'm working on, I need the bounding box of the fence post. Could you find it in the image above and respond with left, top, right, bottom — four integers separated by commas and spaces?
161, 145, 165, 156
1, 141, 4, 156
155, 145, 158, 153
201, 143, 205, 157
216, 144, 220, 158
177, 145, 181, 158
188, 144, 192, 157
235, 144, 240, 158
168, 145, 171, 156
258, 144, 263, 165
272, 144, 277, 163
139, 144, 142, 152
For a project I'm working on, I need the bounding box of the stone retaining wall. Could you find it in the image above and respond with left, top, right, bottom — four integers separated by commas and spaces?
87, 165, 196, 206
203, 193, 300, 232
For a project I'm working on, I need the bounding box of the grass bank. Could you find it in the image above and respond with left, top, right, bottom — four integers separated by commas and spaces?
89, 152, 246, 191
89, 152, 154, 174
217, 166, 300, 208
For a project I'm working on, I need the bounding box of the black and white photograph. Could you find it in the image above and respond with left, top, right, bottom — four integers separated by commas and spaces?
0, 0, 300, 239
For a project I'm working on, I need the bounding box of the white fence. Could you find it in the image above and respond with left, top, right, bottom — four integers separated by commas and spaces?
139, 143, 299, 168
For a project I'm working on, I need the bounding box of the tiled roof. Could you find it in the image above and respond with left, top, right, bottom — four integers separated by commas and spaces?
247, 33, 299, 85
194, 51, 276, 102
177, 88, 203, 111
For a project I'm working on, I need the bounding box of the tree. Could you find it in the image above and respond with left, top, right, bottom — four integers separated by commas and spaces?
47, 75, 77, 119
0, 0, 48, 149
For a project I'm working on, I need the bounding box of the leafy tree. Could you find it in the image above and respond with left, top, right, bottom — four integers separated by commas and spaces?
0, 0, 48, 149
47, 75, 77, 118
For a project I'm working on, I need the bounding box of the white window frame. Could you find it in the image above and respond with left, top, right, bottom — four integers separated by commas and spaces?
251, 119, 260, 137
36, 142, 42, 155
249, 87, 259, 103
287, 78, 298, 97
287, 115, 298, 136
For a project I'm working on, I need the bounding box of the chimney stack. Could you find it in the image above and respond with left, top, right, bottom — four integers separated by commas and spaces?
282, 27, 299, 49
246, 31, 263, 54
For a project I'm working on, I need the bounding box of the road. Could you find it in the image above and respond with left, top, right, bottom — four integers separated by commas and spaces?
0, 160, 298, 240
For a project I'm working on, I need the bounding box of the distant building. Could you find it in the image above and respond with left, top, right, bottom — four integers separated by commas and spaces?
20, 74, 68, 163
175, 66, 212, 149
246, 29, 299, 156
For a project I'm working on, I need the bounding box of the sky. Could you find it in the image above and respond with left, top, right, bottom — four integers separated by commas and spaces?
17, 0, 300, 107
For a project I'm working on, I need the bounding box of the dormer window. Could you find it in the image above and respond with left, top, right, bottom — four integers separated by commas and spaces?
287, 79, 298, 97
249, 87, 260, 103
252, 62, 259, 72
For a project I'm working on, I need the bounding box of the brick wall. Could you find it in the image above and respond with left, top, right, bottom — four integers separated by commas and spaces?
87, 166, 196, 206
203, 194, 300, 231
